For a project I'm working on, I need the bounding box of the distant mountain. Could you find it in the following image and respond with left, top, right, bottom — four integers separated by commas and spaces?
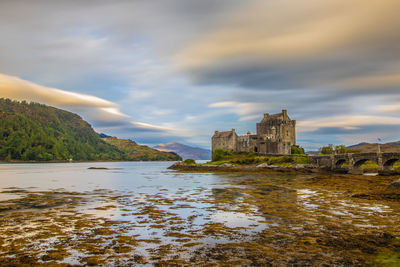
387, 141, 400, 146
154, 142, 211, 160
348, 141, 400, 153
103, 138, 181, 161
0, 98, 181, 162
347, 142, 369, 148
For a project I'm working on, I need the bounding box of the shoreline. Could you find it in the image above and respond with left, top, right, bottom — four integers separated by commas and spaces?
168, 163, 317, 174
0, 160, 180, 164
168, 162, 400, 176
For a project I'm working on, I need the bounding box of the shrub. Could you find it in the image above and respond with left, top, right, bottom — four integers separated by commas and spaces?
184, 158, 196, 165
291, 145, 305, 155
212, 148, 232, 161
320, 144, 361, 155
230, 157, 261, 165
321, 144, 335, 155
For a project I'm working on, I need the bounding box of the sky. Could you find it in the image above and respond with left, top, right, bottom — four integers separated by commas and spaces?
0, 0, 399, 150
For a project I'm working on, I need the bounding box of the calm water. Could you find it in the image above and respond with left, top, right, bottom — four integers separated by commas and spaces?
0, 161, 271, 229
0, 161, 215, 192
0, 162, 398, 265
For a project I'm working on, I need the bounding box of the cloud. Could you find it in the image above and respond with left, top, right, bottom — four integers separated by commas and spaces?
298, 115, 400, 132
209, 101, 275, 116
0, 0, 399, 149
0, 73, 116, 108
0, 73, 127, 122
0, 73, 181, 139
176, 0, 400, 93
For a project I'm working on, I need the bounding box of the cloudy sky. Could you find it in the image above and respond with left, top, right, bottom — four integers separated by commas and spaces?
0, 0, 399, 150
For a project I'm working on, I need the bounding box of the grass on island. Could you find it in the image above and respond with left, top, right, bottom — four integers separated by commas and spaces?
185, 149, 400, 171
203, 149, 311, 167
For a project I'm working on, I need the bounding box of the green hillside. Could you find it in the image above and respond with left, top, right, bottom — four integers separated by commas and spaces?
0, 98, 125, 161
103, 138, 181, 161
0, 98, 181, 162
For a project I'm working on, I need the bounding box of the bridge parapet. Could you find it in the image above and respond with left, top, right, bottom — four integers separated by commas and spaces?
310, 152, 400, 175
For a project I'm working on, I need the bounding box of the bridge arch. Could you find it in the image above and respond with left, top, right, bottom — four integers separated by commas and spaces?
353, 158, 379, 168
335, 159, 348, 169
353, 159, 370, 168
383, 158, 400, 171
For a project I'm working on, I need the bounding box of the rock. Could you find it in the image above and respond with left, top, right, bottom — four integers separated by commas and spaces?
387, 179, 400, 190
88, 167, 109, 170
256, 163, 269, 168
292, 164, 306, 169
201, 165, 219, 168
167, 161, 185, 169
219, 163, 235, 168
268, 165, 279, 168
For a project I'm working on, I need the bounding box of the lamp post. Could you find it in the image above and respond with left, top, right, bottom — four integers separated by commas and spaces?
377, 138, 382, 153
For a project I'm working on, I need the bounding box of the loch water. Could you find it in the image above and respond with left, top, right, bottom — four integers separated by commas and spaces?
0, 162, 399, 265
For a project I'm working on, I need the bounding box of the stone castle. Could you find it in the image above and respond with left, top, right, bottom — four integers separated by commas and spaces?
212, 110, 296, 155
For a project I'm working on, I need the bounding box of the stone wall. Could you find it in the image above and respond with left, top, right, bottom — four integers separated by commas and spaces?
211, 129, 237, 152
237, 134, 258, 153
211, 110, 296, 155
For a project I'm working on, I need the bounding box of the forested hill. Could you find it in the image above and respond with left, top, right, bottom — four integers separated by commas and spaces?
103, 138, 181, 161
0, 98, 181, 161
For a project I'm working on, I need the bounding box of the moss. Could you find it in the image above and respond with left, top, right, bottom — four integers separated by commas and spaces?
83, 255, 106, 266
0, 176, 399, 266
113, 245, 134, 254
133, 255, 148, 264
41, 249, 70, 261
369, 237, 400, 266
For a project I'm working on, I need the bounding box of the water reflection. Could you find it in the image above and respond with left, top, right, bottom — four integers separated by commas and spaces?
0, 162, 399, 265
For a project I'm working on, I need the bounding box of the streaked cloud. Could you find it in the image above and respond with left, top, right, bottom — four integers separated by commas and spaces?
209, 101, 274, 116
0, 73, 179, 138
177, 0, 400, 92
0, 73, 115, 108
0, 0, 399, 149
299, 115, 400, 132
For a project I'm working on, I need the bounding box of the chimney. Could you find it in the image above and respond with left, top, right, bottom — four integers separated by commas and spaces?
232, 128, 235, 133
282, 109, 287, 118
264, 113, 269, 118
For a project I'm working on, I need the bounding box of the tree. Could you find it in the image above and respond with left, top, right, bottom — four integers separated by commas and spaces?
184, 159, 196, 165
335, 145, 360, 154
291, 145, 305, 155
320, 144, 334, 155
334, 145, 347, 154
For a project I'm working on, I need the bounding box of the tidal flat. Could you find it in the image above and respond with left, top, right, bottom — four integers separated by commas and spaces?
0, 162, 399, 266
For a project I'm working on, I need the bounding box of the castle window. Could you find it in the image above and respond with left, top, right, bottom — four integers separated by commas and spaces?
286, 131, 289, 136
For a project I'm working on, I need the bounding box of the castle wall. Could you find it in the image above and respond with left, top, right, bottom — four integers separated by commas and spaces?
211, 130, 237, 152
237, 134, 258, 153
212, 110, 296, 155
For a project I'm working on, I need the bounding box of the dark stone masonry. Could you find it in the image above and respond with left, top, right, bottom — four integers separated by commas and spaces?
212, 110, 296, 155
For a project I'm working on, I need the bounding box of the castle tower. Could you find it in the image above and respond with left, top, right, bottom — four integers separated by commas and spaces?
212, 110, 296, 155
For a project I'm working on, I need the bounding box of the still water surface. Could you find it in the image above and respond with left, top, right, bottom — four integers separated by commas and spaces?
0, 162, 398, 265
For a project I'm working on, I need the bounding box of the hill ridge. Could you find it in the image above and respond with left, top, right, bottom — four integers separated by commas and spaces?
154, 142, 211, 160
0, 98, 181, 161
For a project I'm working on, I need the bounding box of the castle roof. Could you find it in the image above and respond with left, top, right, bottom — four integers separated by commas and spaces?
213, 130, 236, 138
259, 110, 290, 123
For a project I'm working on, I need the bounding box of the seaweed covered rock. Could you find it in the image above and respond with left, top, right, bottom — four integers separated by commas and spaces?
219, 163, 235, 168
387, 179, 400, 190
256, 163, 269, 168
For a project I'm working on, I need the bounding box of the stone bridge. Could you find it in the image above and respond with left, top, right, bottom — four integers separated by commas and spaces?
311, 152, 400, 175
